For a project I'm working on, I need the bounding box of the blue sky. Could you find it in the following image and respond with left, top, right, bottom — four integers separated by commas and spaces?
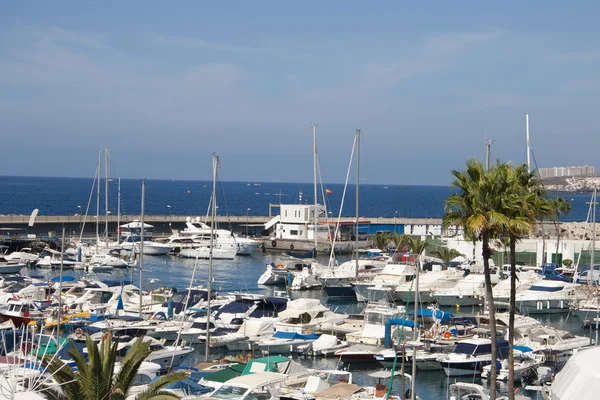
1, 2, 599, 185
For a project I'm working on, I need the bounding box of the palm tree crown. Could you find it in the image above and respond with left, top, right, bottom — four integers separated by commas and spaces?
44, 334, 187, 400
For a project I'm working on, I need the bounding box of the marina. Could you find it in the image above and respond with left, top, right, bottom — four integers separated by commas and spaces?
2, 2, 599, 398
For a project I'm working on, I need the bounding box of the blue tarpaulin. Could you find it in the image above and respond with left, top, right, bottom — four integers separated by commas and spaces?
272, 331, 319, 340
51, 276, 76, 282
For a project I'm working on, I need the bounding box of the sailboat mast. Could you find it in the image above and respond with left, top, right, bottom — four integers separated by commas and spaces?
206, 154, 218, 361
313, 124, 318, 251
96, 149, 101, 246
592, 188, 598, 337
117, 178, 121, 245
526, 113, 531, 172
355, 129, 361, 276
105, 145, 109, 241
139, 179, 146, 318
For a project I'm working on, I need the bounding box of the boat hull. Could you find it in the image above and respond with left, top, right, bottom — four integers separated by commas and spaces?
324, 285, 355, 299
439, 360, 490, 376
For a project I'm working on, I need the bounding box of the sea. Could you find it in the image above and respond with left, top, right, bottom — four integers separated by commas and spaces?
0, 175, 594, 221
0, 176, 594, 399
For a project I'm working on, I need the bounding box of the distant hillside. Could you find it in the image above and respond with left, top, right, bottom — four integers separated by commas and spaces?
542, 174, 600, 192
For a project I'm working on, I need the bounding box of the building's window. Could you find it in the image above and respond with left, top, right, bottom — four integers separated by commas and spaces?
290, 230, 298, 235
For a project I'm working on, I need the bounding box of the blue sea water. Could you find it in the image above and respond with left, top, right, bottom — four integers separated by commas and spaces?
0, 175, 594, 221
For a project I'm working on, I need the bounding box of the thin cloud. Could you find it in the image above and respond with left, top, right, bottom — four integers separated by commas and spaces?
149, 33, 255, 53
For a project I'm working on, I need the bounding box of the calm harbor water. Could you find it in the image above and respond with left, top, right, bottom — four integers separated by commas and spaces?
22, 252, 587, 400
0, 175, 595, 221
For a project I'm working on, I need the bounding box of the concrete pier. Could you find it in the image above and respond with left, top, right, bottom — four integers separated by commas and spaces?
0, 214, 443, 235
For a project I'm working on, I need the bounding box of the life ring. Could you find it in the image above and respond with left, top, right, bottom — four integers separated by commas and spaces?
63, 305, 69, 314
290, 244, 294, 250
443, 331, 451, 339
339, 376, 348, 383
245, 353, 254, 363
271, 240, 277, 248
75, 328, 84, 339
327, 234, 331, 240
103, 332, 112, 341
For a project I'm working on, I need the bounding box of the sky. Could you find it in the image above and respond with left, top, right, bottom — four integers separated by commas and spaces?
1, 2, 599, 185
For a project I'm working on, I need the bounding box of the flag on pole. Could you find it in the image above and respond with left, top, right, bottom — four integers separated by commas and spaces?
326, 188, 333, 195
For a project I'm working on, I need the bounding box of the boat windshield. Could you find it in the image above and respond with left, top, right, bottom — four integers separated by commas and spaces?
365, 311, 392, 325
209, 384, 249, 399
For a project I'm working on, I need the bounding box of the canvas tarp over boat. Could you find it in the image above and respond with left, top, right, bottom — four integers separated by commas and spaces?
315, 383, 362, 399
202, 362, 246, 383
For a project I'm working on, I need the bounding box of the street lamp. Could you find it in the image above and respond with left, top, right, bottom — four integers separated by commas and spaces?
167, 205, 172, 228
245, 208, 251, 237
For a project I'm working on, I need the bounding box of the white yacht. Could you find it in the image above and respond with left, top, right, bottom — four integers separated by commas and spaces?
35, 248, 78, 269
381, 269, 464, 303
119, 221, 173, 256
335, 300, 407, 363
274, 298, 344, 334
353, 264, 417, 302
4, 248, 39, 265
433, 272, 499, 307
491, 271, 543, 302
178, 246, 237, 260
171, 217, 259, 255
516, 280, 585, 314
437, 338, 508, 377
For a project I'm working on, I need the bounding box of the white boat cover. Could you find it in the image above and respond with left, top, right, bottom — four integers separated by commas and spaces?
312, 334, 339, 352
237, 319, 276, 337
277, 298, 328, 319
551, 347, 600, 400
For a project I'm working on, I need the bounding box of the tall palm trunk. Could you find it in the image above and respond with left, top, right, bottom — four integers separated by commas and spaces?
482, 232, 497, 399
507, 235, 517, 398
540, 219, 547, 264
555, 217, 561, 262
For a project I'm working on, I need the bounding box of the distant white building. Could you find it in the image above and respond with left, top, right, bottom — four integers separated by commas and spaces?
539, 165, 595, 179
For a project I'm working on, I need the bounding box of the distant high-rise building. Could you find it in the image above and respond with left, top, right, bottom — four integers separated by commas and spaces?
538, 166, 595, 179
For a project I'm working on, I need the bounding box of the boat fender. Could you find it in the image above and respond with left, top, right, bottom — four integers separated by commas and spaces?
75, 328, 84, 339
271, 240, 277, 248
290, 244, 294, 250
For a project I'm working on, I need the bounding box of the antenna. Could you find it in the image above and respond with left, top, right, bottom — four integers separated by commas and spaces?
484, 137, 494, 171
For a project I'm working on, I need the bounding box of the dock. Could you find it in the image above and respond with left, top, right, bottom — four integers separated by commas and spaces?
0, 215, 443, 236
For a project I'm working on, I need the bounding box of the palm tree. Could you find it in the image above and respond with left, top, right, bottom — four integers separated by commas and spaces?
43, 334, 187, 400
431, 247, 464, 263
549, 196, 572, 263
444, 159, 508, 399
392, 233, 410, 253
373, 231, 391, 251
493, 163, 552, 396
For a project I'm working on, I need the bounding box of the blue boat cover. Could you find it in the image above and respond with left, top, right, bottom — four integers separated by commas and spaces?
50, 276, 76, 282
273, 331, 319, 340
410, 309, 453, 323
514, 345, 533, 353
